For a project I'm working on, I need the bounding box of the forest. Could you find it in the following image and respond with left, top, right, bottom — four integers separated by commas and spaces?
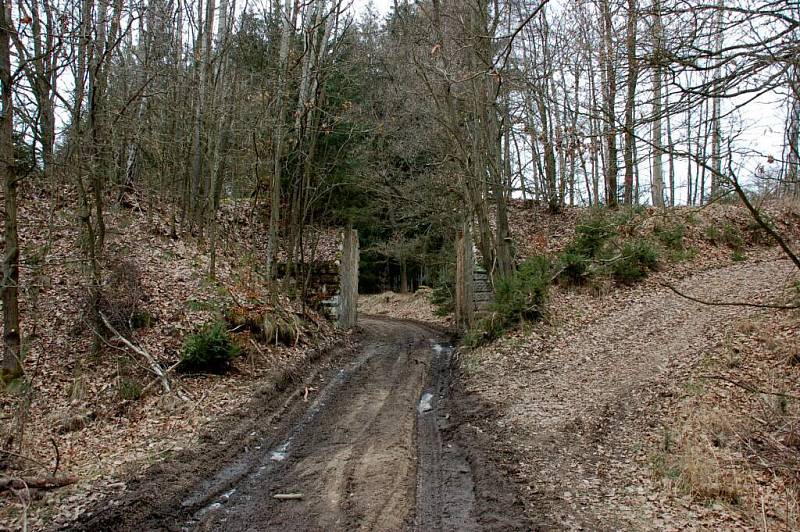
1, 0, 799, 529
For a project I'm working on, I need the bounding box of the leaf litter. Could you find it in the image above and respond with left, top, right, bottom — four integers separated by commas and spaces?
0, 193, 345, 531
459, 201, 800, 530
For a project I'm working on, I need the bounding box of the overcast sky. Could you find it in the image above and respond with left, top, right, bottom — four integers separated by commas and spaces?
353, 0, 393, 15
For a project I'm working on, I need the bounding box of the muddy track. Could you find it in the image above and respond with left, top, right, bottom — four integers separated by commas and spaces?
72, 317, 523, 531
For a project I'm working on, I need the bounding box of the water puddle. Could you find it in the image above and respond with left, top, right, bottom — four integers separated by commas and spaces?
418, 392, 434, 414
430, 341, 453, 356
418, 342, 452, 415
189, 488, 237, 522
269, 440, 291, 461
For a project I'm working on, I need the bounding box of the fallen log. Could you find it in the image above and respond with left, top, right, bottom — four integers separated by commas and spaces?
0, 475, 77, 492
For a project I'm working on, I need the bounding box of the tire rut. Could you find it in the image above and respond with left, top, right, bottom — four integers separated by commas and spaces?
74, 317, 496, 531
194, 317, 460, 531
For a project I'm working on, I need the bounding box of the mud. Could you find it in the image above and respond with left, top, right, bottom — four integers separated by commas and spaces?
71, 317, 526, 531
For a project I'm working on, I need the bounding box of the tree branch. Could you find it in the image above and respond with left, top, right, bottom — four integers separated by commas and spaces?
700, 374, 800, 401
660, 282, 799, 310
99, 313, 171, 394
0, 475, 77, 492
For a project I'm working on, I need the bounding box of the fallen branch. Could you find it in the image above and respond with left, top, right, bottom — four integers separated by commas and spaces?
225, 284, 246, 310
0, 475, 77, 492
139, 360, 183, 396
273, 493, 303, 500
50, 437, 60, 476
0, 449, 50, 471
724, 156, 800, 271
700, 374, 800, 401
660, 283, 799, 310
249, 338, 267, 357
100, 313, 171, 394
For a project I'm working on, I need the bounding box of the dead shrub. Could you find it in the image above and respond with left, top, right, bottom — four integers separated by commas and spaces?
99, 259, 152, 336
779, 339, 800, 366
677, 438, 742, 504
673, 410, 743, 504
736, 319, 757, 335
225, 305, 304, 346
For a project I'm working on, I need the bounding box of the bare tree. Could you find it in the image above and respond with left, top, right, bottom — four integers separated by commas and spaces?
649, 0, 665, 207
265, 0, 296, 281
623, 0, 638, 205
1, 0, 21, 377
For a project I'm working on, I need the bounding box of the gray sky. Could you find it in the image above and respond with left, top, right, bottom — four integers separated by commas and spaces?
352, 0, 393, 15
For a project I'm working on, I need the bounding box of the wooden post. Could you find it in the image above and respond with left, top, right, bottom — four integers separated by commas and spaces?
455, 223, 474, 332
338, 227, 359, 329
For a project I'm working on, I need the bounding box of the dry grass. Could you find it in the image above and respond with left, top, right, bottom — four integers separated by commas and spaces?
669, 410, 744, 504
654, 308, 800, 530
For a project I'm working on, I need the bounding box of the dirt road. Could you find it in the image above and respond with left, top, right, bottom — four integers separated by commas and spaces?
76, 317, 503, 531
463, 258, 798, 529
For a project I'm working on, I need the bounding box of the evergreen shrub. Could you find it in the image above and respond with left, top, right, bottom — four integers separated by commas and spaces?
612, 239, 660, 284
465, 256, 551, 347
180, 321, 241, 373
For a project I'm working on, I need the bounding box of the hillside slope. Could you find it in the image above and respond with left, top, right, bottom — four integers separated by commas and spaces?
458, 199, 800, 532
0, 193, 345, 530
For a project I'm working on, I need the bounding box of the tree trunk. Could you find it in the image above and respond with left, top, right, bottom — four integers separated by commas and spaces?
455, 223, 474, 332
338, 228, 359, 329
265, 0, 296, 282
623, 0, 638, 205
665, 88, 675, 205
399, 258, 408, 294
190, 0, 208, 228
1, 0, 21, 377
709, 0, 724, 199
650, 0, 665, 207
600, 0, 618, 208
208, 0, 235, 279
